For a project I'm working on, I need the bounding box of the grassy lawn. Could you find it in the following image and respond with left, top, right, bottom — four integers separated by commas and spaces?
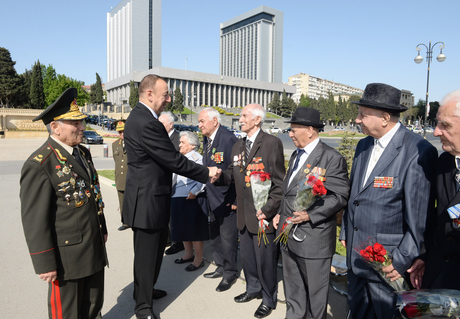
266, 113, 282, 119
336, 226, 346, 256
176, 108, 196, 115
98, 169, 115, 182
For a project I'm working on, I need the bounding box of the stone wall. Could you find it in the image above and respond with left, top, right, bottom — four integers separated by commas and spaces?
0, 109, 47, 139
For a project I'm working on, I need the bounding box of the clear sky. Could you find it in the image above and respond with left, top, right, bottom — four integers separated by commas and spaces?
2, 0, 458, 103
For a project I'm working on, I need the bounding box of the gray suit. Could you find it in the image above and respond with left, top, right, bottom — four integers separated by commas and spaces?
340, 125, 437, 319
278, 140, 349, 319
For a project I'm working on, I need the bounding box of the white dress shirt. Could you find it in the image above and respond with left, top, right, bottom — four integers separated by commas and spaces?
288, 138, 320, 186
363, 122, 401, 186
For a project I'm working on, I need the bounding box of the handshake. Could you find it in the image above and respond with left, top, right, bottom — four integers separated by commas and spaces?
208, 167, 222, 183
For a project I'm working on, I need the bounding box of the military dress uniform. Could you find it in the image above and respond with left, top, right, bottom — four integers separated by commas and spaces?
112, 122, 128, 215
20, 88, 108, 319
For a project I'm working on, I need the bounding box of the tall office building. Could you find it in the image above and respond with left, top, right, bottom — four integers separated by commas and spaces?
220, 6, 283, 84
107, 0, 161, 83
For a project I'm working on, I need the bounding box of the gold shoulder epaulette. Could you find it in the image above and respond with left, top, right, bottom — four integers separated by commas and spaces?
31, 146, 53, 164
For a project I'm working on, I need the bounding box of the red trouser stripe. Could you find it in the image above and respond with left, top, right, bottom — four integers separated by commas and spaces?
51, 280, 63, 319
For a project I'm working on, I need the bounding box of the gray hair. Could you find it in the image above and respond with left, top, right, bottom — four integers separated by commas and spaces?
250, 104, 266, 123
441, 89, 460, 117
180, 131, 200, 151
46, 123, 53, 134
159, 111, 175, 124
203, 107, 221, 124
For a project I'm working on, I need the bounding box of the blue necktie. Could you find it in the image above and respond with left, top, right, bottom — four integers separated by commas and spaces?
455, 157, 460, 192
290, 149, 305, 178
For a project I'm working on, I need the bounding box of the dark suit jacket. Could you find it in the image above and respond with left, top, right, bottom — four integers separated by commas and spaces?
218, 130, 285, 234
279, 140, 349, 258
170, 129, 180, 151
112, 138, 127, 191
122, 102, 209, 230
423, 152, 460, 289
20, 137, 108, 280
204, 126, 238, 214
340, 125, 437, 280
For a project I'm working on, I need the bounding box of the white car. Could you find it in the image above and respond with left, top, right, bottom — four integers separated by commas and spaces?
232, 129, 247, 139
270, 127, 282, 134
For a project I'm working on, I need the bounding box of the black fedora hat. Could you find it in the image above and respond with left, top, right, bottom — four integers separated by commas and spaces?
351, 83, 408, 113
33, 87, 86, 125
285, 107, 324, 128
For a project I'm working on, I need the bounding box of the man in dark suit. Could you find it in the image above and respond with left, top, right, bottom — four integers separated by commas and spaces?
198, 108, 239, 292
408, 89, 460, 290
159, 111, 180, 151
122, 74, 218, 319
20, 88, 108, 319
339, 83, 438, 319
274, 107, 349, 319
214, 103, 285, 318
112, 119, 129, 231
158, 111, 184, 255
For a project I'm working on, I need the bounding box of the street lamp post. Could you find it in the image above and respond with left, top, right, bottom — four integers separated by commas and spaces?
414, 41, 446, 138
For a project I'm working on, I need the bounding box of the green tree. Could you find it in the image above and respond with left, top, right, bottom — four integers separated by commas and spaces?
337, 131, 358, 177
129, 80, 139, 109
16, 69, 32, 108
30, 60, 46, 109
0, 47, 21, 107
165, 91, 174, 112
427, 101, 440, 123
173, 87, 184, 119
347, 96, 359, 123
325, 93, 337, 125
336, 96, 348, 125
89, 84, 97, 104
299, 94, 310, 108
268, 92, 280, 115
129, 80, 138, 108
316, 96, 327, 123
95, 73, 103, 104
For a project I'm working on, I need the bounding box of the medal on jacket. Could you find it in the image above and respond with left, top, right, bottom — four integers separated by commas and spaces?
73, 191, 83, 207
65, 193, 71, 205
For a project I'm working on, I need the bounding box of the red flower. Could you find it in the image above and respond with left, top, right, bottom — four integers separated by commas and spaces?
373, 243, 386, 255
312, 180, 327, 196
403, 304, 421, 318
307, 175, 316, 184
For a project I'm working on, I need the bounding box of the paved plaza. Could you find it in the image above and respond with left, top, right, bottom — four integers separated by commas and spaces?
2, 137, 352, 318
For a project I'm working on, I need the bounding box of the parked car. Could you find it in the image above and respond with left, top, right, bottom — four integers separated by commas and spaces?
270, 127, 282, 134
413, 127, 423, 134
232, 129, 247, 139
333, 126, 346, 131
174, 124, 190, 131
187, 125, 200, 133
82, 131, 104, 144
424, 126, 434, 133
282, 127, 291, 133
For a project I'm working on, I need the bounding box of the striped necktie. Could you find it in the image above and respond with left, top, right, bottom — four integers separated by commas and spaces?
245, 139, 252, 162
206, 138, 213, 158
455, 157, 460, 192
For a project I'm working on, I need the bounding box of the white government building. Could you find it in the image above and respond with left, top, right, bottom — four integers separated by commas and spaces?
105, 0, 294, 109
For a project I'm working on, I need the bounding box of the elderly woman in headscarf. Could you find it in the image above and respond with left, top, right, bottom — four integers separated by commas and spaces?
171, 131, 209, 271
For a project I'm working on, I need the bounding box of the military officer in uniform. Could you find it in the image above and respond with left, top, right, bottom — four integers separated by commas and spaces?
20, 87, 108, 319
113, 119, 129, 231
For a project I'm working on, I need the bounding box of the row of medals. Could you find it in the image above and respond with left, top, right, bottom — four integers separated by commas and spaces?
56, 164, 103, 209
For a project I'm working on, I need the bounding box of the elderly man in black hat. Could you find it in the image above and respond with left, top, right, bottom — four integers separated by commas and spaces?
273, 107, 349, 319
339, 83, 437, 319
20, 88, 108, 319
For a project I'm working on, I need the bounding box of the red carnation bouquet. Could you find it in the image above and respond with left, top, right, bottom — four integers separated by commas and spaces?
394, 289, 460, 318
250, 171, 272, 246
356, 240, 409, 291
275, 173, 327, 245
